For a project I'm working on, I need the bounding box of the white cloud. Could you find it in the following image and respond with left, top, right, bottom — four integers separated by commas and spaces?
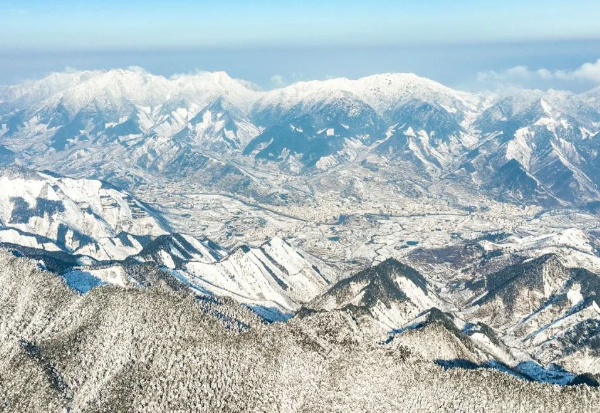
270, 74, 286, 88
571, 59, 600, 83
477, 58, 600, 87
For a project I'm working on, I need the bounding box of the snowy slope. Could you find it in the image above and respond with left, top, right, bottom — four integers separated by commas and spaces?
460, 252, 600, 375
2, 249, 598, 412
134, 233, 227, 268
249, 73, 483, 172
459, 89, 600, 204
25, 232, 335, 322
179, 237, 332, 318
307, 258, 443, 332
0, 168, 333, 320
0, 167, 167, 260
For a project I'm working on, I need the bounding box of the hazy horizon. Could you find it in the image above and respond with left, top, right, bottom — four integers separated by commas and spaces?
2, 1, 600, 92
1, 39, 600, 93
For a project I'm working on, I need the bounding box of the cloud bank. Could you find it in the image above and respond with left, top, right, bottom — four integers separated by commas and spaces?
478, 58, 600, 89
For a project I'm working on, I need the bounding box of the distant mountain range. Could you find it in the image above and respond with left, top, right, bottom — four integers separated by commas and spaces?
2, 69, 600, 206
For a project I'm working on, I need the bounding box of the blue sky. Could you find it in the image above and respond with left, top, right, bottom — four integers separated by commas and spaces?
1, 1, 600, 91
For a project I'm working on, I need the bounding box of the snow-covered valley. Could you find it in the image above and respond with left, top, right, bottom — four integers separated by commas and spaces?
1, 69, 600, 411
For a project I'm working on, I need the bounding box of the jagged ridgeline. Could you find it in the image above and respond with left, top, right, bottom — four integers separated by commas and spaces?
1, 250, 599, 412
2, 69, 600, 206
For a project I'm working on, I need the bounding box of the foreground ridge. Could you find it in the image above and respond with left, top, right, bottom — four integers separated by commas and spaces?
1, 250, 599, 412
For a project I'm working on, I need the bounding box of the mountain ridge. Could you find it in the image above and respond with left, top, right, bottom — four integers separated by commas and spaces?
3, 68, 600, 206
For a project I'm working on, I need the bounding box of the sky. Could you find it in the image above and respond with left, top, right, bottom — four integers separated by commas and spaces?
1, 0, 600, 91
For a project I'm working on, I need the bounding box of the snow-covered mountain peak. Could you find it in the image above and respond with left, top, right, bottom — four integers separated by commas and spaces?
354, 72, 480, 109
169, 71, 263, 113
45, 68, 173, 114
305, 258, 442, 331
0, 70, 105, 109
1, 68, 264, 118
256, 72, 480, 116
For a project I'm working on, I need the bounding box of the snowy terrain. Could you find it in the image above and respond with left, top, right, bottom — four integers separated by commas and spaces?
1, 69, 600, 409
2, 250, 599, 411
1, 68, 599, 207
0, 167, 167, 261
